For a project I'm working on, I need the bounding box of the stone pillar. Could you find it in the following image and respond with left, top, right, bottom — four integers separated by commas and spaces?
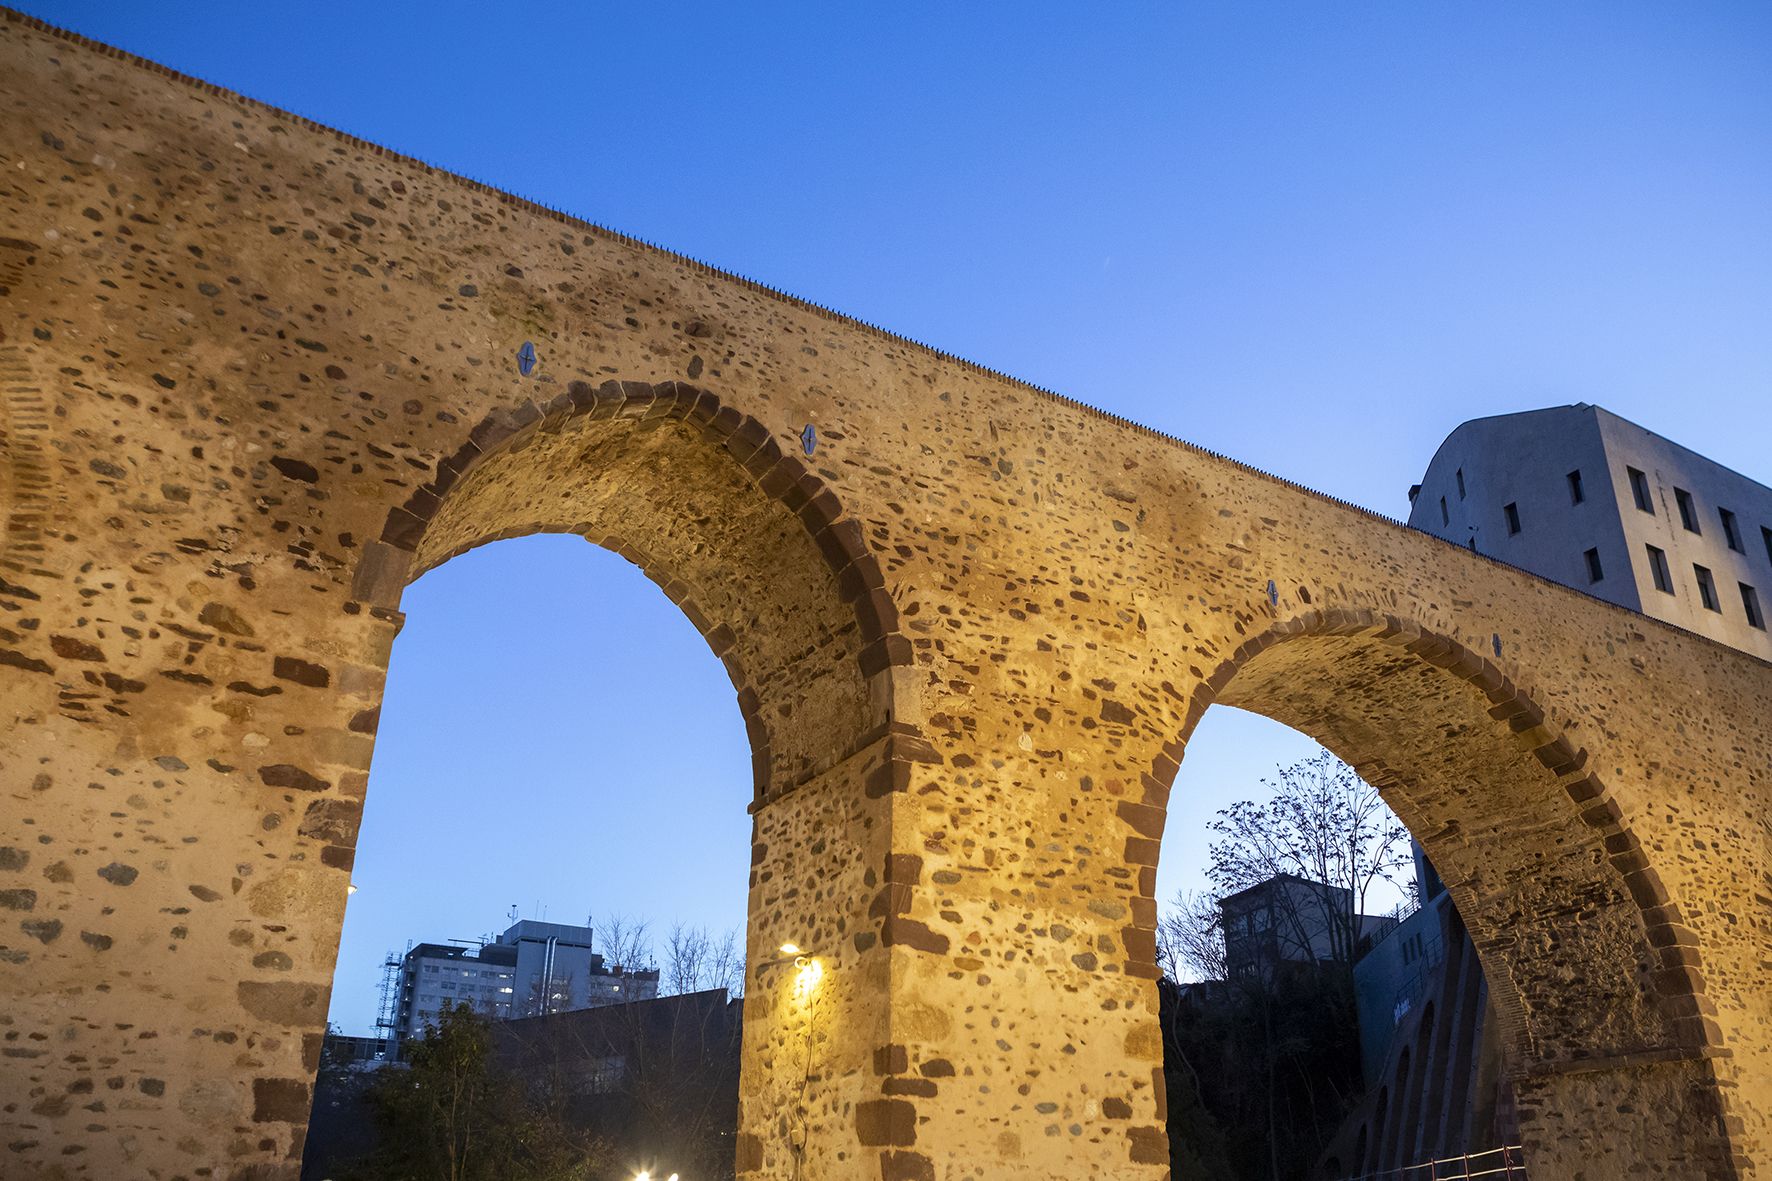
804, 689, 1174, 1179
737, 739, 894, 1176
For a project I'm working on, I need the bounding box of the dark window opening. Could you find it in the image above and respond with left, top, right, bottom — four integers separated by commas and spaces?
1764, 526, 1772, 566
1676, 487, 1700, 533
1439, 496, 1448, 527
1647, 545, 1673, 594
1455, 468, 1466, 499
1695, 564, 1719, 612
1743, 583, 1765, 631
1467, 538, 1477, 553
1584, 548, 1603, 583
1567, 470, 1584, 504
1720, 507, 1743, 552
1504, 502, 1521, 535
1628, 467, 1653, 514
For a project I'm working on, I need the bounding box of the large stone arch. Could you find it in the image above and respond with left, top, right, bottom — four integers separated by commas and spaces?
1136, 607, 1742, 1178
338, 377, 924, 1175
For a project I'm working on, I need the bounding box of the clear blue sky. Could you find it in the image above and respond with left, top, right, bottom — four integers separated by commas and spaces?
22, 2, 1770, 1033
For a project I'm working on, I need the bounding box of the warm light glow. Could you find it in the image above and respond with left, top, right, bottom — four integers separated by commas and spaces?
346, 883, 358, 895
794, 956, 824, 998
778, 942, 802, 957
634, 1173, 650, 1181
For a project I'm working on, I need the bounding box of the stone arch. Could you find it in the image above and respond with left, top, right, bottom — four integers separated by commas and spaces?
350, 378, 912, 802
1385, 1046, 1413, 1169
1133, 607, 1742, 1174
1370, 1087, 1390, 1172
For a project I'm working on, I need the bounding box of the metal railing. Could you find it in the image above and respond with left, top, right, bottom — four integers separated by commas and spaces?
1337, 1145, 1527, 1180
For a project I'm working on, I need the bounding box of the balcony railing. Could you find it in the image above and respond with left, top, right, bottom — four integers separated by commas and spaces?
1336, 1144, 1527, 1180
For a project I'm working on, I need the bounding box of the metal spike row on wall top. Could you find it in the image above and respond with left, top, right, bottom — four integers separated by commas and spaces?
516, 340, 538, 377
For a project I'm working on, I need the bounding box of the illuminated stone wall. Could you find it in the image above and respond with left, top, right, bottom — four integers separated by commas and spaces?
0, 11, 1765, 1179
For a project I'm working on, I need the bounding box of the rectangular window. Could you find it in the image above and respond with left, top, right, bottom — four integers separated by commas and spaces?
1647, 545, 1673, 593
1504, 502, 1521, 535
1742, 583, 1766, 630
1567, 470, 1584, 504
1439, 495, 1448, 527
1719, 507, 1743, 552
1584, 548, 1603, 583
1695, 564, 1719, 612
1628, 467, 1653, 514
1764, 526, 1772, 566
1676, 487, 1700, 533
1455, 468, 1466, 499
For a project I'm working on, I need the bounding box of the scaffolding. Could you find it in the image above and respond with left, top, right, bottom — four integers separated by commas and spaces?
374, 941, 411, 1059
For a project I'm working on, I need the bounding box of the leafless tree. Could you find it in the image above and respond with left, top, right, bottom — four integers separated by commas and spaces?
592, 913, 654, 974
1207, 749, 1413, 978
1158, 889, 1228, 984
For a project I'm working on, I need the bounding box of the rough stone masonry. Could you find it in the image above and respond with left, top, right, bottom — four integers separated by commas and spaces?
0, 10, 1767, 1180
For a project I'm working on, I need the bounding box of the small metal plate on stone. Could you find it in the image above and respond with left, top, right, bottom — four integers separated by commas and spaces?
1267, 579, 1278, 607
801, 423, 817, 456
516, 340, 538, 377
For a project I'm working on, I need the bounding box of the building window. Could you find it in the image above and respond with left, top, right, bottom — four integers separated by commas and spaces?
1504, 502, 1521, 535
1467, 538, 1476, 553
1695, 565, 1719, 612
1764, 526, 1772, 567
1647, 545, 1673, 594
1743, 584, 1765, 630
1675, 488, 1700, 533
1628, 467, 1653, 514
1567, 470, 1584, 504
1439, 496, 1448, 527
1455, 468, 1466, 499
1584, 548, 1603, 583
1719, 507, 1743, 552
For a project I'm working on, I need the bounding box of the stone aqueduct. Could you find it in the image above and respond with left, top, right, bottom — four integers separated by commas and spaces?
0, 12, 1766, 1179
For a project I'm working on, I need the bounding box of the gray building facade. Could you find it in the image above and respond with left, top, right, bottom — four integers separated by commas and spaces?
1408, 403, 1772, 659
390, 919, 660, 1051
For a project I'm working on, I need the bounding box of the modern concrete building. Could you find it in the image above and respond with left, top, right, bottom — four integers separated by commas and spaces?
389, 919, 660, 1050
1408, 404, 1772, 660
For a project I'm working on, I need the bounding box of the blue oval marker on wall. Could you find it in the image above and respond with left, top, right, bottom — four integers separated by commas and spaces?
516, 341, 538, 377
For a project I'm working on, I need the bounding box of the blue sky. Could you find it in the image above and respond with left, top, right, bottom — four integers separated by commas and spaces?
22, 2, 1770, 1032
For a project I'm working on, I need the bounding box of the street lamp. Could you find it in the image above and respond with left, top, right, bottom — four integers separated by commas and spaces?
758, 943, 821, 998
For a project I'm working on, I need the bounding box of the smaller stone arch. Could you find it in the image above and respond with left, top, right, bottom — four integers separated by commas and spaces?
1370, 1087, 1390, 1173
1127, 607, 1744, 1175
1384, 1046, 1413, 1169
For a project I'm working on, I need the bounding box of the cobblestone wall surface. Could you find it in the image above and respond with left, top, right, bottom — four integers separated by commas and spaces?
1, 11, 1766, 1179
